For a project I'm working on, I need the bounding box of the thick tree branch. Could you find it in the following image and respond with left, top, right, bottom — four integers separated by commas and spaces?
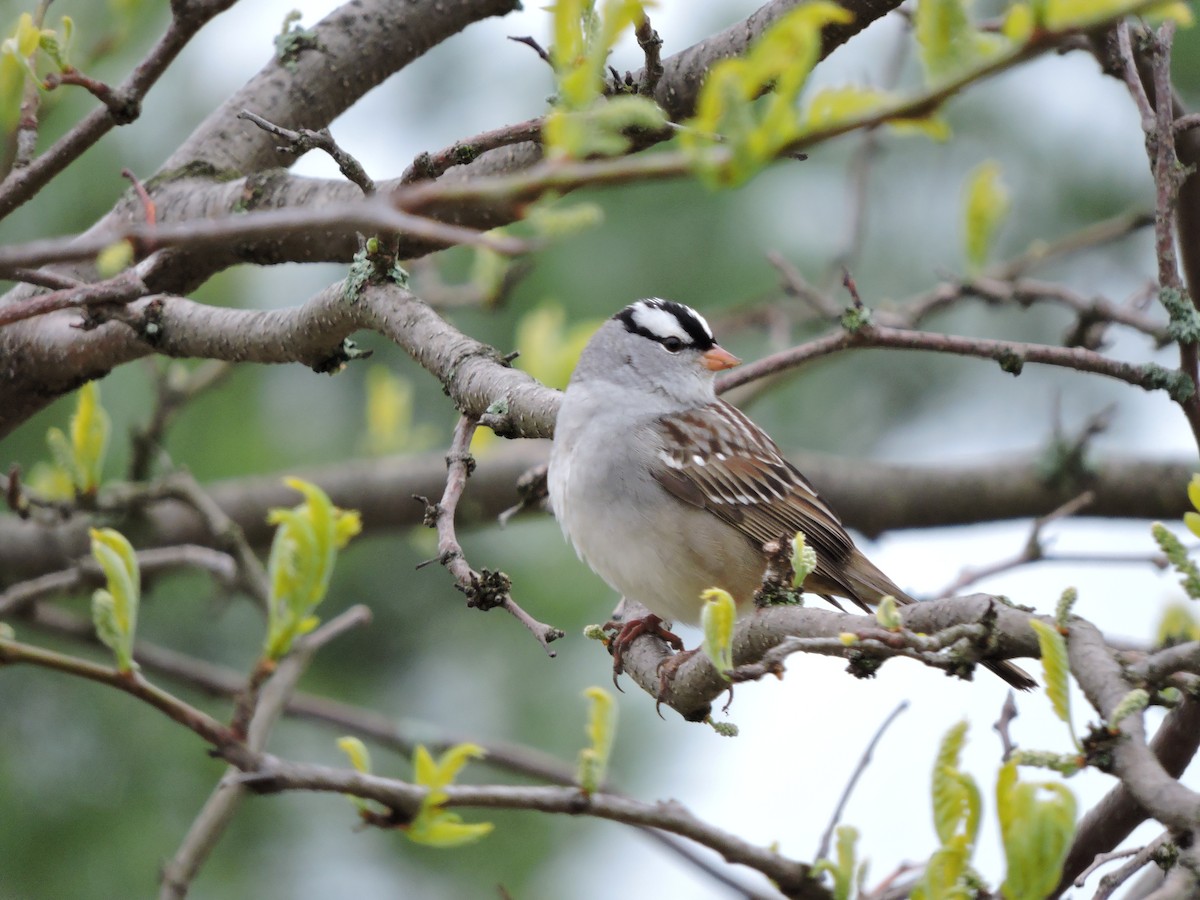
239, 758, 822, 898
0, 445, 1188, 586
612, 597, 1044, 722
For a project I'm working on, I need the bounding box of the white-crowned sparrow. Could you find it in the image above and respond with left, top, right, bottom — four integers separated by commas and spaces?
548, 298, 1034, 690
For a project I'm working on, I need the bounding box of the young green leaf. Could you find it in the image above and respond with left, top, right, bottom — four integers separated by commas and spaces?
916, 0, 1009, 83
682, 3, 853, 187
1152, 522, 1200, 600
700, 587, 737, 678
1155, 602, 1200, 646
577, 686, 617, 794
930, 721, 980, 845
406, 811, 495, 848
1029, 619, 1075, 744
337, 736, 372, 774
1107, 688, 1150, 732
336, 736, 374, 814
263, 478, 362, 660
89, 527, 140, 673
70, 381, 110, 494
996, 760, 1077, 900
516, 304, 605, 390
875, 594, 903, 631
1044, 0, 1189, 29
544, 0, 662, 159
814, 825, 860, 900
362, 367, 437, 455
96, 239, 135, 278
1054, 587, 1077, 630
405, 742, 492, 848
802, 86, 950, 140
1002, 3, 1035, 40
790, 532, 818, 589
963, 160, 1010, 273
917, 721, 980, 900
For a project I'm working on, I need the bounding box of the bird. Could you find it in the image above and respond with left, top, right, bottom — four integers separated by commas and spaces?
547, 298, 1035, 691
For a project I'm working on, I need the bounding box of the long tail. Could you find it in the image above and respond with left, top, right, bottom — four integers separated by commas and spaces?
840, 550, 1037, 692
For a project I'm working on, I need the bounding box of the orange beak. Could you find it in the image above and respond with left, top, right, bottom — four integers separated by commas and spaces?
701, 346, 741, 371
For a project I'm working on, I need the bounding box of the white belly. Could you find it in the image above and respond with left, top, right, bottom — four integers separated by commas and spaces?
549, 443, 763, 624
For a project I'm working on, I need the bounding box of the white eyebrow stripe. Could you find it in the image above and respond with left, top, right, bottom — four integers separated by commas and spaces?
630, 304, 694, 343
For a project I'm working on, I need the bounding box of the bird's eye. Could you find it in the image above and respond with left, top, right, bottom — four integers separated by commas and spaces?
662, 336, 684, 352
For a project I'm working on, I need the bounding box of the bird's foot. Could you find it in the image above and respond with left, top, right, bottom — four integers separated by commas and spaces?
602, 614, 684, 685
655, 646, 699, 699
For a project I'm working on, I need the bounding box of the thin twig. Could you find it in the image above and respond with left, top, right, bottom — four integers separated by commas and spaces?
815, 700, 909, 861
399, 117, 544, 184
417, 415, 563, 655
932, 490, 1096, 599
993, 691, 1019, 760
129, 360, 232, 481
11, 0, 52, 169
0, 544, 238, 618
155, 472, 270, 607
159, 606, 370, 900
1092, 832, 1175, 898
0, 271, 149, 328
0, 0, 237, 220
635, 15, 664, 96
0, 636, 237, 751
717, 322, 1186, 401
238, 110, 375, 195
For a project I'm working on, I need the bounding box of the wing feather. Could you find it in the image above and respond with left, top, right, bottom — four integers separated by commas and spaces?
651, 401, 857, 591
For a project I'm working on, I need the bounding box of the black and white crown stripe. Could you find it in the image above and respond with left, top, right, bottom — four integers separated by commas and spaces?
615, 298, 716, 351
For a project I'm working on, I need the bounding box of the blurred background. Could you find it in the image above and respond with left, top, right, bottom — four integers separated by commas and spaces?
1, 1, 1198, 897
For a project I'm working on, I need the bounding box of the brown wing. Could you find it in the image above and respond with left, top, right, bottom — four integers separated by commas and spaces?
652, 401, 863, 603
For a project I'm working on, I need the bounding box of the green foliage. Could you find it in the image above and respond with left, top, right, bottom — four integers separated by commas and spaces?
361, 366, 438, 455
1008, 749, 1083, 777
577, 686, 617, 795
1029, 619, 1075, 746
802, 86, 950, 139
700, 588, 736, 678
790, 531, 817, 589
407, 743, 493, 847
996, 760, 1076, 900
336, 736, 374, 814
1054, 587, 1077, 630
814, 826, 864, 900
96, 239, 134, 277
874, 595, 903, 631
543, 0, 665, 159
1185, 474, 1200, 539
89, 527, 140, 673
931, 722, 980, 848
1153, 522, 1200, 600
263, 478, 362, 660
1, 12, 74, 92
913, 721, 980, 900
962, 161, 1010, 273
1155, 601, 1200, 645
1043, 0, 1193, 30
682, 2, 852, 187
1107, 688, 1150, 731
515, 304, 604, 390
38, 381, 110, 498
707, 719, 739, 737
915, 0, 1007, 83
